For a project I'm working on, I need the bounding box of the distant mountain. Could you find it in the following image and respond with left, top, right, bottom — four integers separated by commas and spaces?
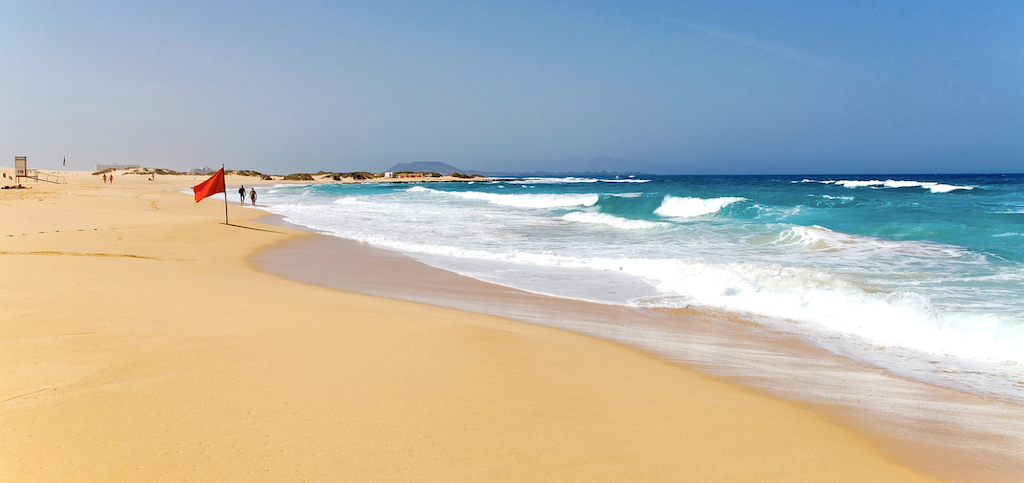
387, 162, 474, 174
385, 159, 649, 177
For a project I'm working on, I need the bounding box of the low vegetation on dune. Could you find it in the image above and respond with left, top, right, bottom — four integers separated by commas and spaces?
229, 170, 274, 180
314, 171, 379, 180
126, 168, 184, 175
88, 167, 484, 181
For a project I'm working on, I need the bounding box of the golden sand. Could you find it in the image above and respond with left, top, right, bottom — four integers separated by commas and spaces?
0, 171, 940, 481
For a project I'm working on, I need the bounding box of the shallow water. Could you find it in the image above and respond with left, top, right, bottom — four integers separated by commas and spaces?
252, 229, 1024, 483
256, 174, 1024, 403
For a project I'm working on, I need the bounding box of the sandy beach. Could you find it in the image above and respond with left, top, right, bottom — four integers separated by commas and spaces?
1, 170, 950, 481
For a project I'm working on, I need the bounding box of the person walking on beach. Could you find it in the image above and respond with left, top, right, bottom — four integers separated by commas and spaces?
249, 187, 257, 205
102, 174, 107, 183
239, 185, 246, 205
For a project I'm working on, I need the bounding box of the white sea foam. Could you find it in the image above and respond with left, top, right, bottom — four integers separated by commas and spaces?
406, 185, 599, 208
563, 212, 668, 230
266, 207, 1024, 367
609, 192, 643, 198
453, 191, 600, 208
654, 196, 745, 218
504, 177, 650, 184
772, 225, 968, 259
253, 179, 1024, 402
627, 259, 1024, 366
508, 177, 601, 184
828, 179, 974, 193
368, 231, 1024, 366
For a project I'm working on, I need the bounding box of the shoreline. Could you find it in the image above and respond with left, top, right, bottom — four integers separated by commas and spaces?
251, 216, 1024, 483
0, 170, 978, 481
2, 167, 498, 185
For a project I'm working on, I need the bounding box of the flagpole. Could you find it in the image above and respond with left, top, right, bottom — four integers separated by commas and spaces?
222, 164, 229, 225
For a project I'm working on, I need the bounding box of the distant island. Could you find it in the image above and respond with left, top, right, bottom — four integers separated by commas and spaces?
386, 162, 474, 175
387, 159, 648, 178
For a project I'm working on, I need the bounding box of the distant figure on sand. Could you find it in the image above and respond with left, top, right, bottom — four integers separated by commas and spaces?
103, 174, 107, 183
250, 187, 257, 205
239, 185, 246, 204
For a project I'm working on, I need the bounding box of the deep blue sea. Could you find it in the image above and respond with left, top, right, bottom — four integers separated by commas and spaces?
258, 174, 1024, 402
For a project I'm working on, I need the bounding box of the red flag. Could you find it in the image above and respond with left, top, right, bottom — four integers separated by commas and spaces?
192, 168, 225, 202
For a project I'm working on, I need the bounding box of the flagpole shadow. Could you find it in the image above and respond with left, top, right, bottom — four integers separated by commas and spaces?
222, 222, 284, 234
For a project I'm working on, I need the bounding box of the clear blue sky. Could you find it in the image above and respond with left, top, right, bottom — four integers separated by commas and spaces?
2, 1, 1021, 174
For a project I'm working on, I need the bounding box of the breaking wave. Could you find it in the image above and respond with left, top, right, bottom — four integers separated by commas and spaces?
654, 196, 745, 218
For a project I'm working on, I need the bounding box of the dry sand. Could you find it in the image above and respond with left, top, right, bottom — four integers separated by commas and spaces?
1, 170, 942, 481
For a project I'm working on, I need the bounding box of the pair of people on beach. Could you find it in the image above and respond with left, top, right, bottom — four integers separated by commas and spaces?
238, 185, 257, 205
102, 173, 113, 183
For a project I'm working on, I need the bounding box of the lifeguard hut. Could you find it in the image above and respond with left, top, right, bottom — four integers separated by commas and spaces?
14, 156, 65, 184
15, 156, 27, 179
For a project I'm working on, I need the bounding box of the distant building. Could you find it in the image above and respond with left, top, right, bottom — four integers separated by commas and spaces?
96, 163, 140, 171
384, 172, 394, 178
189, 166, 217, 175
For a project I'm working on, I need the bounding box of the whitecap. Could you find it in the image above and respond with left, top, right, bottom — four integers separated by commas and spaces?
563, 212, 668, 230
406, 187, 599, 209
834, 179, 974, 193
508, 177, 600, 184
654, 195, 745, 218
772, 225, 968, 258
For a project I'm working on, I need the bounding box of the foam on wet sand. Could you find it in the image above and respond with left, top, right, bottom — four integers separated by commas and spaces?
0, 170, 957, 481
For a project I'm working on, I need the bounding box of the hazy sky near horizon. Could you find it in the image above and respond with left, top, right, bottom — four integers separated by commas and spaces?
2, 1, 1021, 174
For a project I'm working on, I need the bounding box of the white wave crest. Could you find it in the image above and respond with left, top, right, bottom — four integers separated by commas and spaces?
506, 177, 650, 184
405, 185, 432, 193
406, 185, 599, 208
289, 223, 1024, 367
654, 196, 745, 218
563, 212, 668, 230
832, 179, 974, 193
772, 225, 967, 258
508, 177, 600, 184
632, 259, 1024, 366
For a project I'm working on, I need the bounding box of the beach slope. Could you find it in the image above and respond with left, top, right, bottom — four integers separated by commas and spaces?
0, 172, 939, 481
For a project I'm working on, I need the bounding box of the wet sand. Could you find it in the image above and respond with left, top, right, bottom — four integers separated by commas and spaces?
0, 170, 971, 481
252, 223, 1024, 483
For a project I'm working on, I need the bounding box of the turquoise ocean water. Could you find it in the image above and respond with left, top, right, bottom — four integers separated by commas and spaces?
257, 174, 1024, 402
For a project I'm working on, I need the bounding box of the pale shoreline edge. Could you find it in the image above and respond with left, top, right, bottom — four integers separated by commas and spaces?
249, 212, 1024, 483
0, 171, 964, 482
